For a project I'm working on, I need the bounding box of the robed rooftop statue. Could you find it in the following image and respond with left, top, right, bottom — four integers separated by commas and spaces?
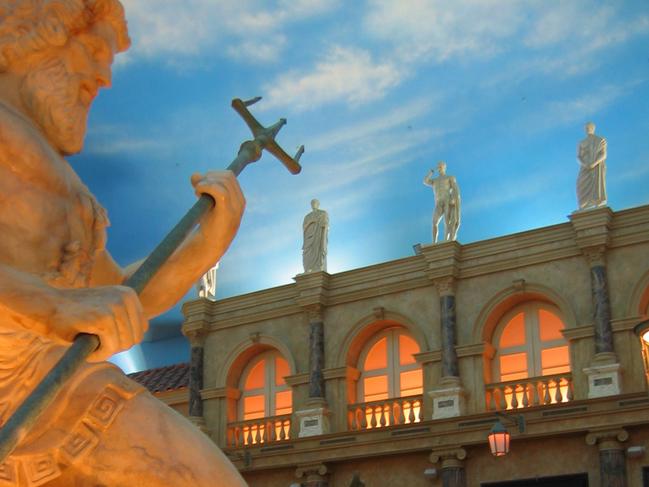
577, 121, 607, 211
0, 0, 246, 485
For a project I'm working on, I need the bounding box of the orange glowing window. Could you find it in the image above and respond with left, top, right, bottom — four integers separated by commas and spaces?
358, 327, 422, 405
239, 350, 293, 421
244, 360, 265, 390
399, 335, 418, 365
541, 346, 570, 375
364, 337, 387, 370
275, 357, 289, 386
538, 309, 565, 341
500, 313, 525, 347
494, 302, 571, 383
399, 369, 423, 396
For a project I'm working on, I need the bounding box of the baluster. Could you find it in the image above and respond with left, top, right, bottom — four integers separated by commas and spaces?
498, 385, 507, 410
254, 424, 261, 444
245, 426, 253, 446
532, 380, 541, 406
408, 400, 416, 423
566, 378, 574, 401
543, 380, 551, 405
508, 385, 517, 409
360, 407, 368, 429
370, 406, 378, 428
278, 420, 286, 440
379, 403, 387, 427
416, 400, 423, 422
554, 379, 563, 403
522, 383, 530, 408
270, 420, 278, 441
236, 426, 243, 447
398, 400, 406, 424
348, 409, 356, 430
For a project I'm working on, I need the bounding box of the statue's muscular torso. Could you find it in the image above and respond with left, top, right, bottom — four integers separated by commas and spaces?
0, 103, 114, 427
0, 104, 108, 289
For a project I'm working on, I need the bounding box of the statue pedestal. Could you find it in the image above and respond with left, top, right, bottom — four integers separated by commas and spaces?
295, 400, 330, 438
428, 377, 465, 420
583, 353, 621, 398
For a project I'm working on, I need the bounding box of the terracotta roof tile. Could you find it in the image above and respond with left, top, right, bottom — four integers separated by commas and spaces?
128, 362, 189, 393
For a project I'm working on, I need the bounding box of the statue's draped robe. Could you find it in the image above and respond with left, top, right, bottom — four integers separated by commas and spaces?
577, 134, 607, 209
302, 209, 328, 273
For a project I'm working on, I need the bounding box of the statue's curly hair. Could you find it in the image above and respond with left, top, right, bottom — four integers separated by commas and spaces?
0, 0, 130, 71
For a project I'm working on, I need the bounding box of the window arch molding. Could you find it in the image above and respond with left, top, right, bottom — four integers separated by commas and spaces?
627, 268, 649, 317
337, 310, 428, 370
474, 283, 577, 345
221, 335, 296, 390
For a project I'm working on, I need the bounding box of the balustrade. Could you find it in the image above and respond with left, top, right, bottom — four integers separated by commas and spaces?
485, 373, 573, 411
227, 414, 292, 447
347, 395, 423, 431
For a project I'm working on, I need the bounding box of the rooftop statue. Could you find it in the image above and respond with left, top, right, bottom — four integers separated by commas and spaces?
423, 161, 461, 243
0, 1, 246, 485
577, 121, 607, 210
197, 262, 219, 301
302, 199, 329, 273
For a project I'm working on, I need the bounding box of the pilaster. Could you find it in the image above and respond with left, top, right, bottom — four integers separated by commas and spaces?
182, 320, 210, 429
294, 272, 331, 437
586, 428, 628, 487
429, 447, 467, 487
295, 463, 329, 487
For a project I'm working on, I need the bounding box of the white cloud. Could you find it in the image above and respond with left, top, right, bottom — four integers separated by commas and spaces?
523, 84, 634, 132
363, 0, 524, 63
306, 96, 437, 152
263, 46, 402, 111
119, 0, 340, 64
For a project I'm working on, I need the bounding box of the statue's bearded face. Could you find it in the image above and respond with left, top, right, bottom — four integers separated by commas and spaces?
20, 57, 89, 155
19, 23, 117, 155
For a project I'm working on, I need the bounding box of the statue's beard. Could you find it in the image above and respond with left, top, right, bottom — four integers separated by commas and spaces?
20, 58, 88, 155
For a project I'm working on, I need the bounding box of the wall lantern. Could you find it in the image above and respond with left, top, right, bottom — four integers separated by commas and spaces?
488, 412, 525, 457
633, 319, 649, 385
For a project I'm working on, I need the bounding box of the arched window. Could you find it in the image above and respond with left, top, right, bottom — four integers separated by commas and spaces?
491, 302, 571, 409
351, 327, 422, 429
239, 350, 292, 420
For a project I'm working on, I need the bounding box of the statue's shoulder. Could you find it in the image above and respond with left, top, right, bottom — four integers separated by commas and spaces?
0, 103, 65, 183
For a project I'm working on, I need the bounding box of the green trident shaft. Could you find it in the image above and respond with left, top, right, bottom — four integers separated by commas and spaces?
0, 97, 303, 463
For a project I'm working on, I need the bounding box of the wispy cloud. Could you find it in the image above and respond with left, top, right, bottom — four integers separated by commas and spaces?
119, 0, 340, 65
262, 46, 402, 111
522, 83, 637, 132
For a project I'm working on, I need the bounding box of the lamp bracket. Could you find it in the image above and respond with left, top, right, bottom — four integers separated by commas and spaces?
494, 411, 525, 433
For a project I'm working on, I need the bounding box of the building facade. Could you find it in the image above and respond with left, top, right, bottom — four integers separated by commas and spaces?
160, 205, 649, 486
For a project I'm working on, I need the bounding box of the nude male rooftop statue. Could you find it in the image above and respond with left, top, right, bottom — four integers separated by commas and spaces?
0, 1, 246, 485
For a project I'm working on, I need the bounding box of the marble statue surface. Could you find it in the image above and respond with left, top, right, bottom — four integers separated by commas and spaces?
302, 199, 329, 273
197, 262, 219, 301
423, 161, 461, 243
577, 121, 607, 210
0, 1, 245, 485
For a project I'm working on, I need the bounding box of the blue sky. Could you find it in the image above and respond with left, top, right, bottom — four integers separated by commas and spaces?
68, 1, 649, 372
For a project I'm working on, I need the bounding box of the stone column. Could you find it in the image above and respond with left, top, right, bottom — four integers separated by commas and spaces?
586, 429, 628, 487
307, 305, 326, 399
420, 241, 465, 419
430, 448, 467, 487
294, 272, 330, 437
570, 207, 621, 397
295, 463, 329, 487
437, 277, 459, 378
182, 321, 209, 430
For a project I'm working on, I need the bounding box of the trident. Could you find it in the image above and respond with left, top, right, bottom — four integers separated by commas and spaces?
0, 97, 304, 462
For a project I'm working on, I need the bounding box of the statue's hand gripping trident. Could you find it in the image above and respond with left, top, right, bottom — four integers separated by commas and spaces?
0, 97, 304, 462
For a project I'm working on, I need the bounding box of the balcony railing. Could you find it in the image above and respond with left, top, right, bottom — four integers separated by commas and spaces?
227, 414, 292, 447
348, 395, 423, 431
485, 373, 573, 411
